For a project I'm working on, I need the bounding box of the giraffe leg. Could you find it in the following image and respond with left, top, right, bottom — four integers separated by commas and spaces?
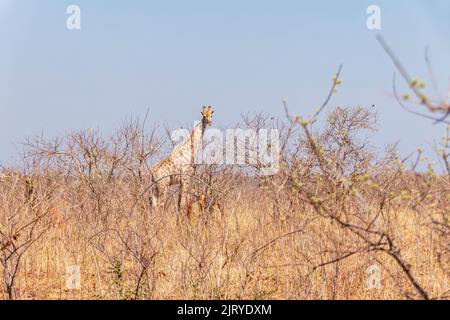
177, 175, 189, 214
149, 176, 159, 209
149, 177, 168, 210
150, 191, 158, 209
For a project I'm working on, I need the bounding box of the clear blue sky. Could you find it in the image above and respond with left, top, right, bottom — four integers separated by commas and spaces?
1, 0, 449, 164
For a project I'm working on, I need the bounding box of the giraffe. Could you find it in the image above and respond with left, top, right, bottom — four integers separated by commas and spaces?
149, 106, 214, 213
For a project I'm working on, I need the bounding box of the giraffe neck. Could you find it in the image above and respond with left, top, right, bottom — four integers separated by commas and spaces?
167, 120, 206, 168
190, 120, 205, 164
195, 119, 207, 140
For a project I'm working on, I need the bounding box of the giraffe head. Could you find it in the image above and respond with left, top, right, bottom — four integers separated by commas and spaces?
201, 106, 214, 127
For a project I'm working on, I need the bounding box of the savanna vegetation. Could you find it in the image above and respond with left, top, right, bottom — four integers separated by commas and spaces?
1, 42, 449, 300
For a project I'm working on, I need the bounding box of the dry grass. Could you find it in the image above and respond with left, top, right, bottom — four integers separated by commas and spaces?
2, 192, 448, 300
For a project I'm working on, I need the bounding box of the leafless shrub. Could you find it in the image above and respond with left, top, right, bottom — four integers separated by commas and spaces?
0, 162, 59, 299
